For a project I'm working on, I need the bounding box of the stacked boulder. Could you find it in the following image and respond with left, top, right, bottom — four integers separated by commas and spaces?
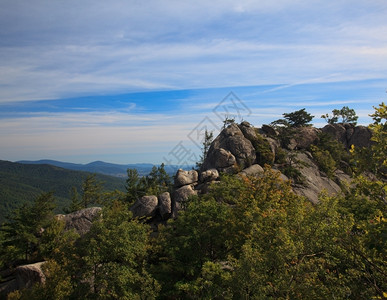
129, 168, 220, 220
129, 121, 373, 220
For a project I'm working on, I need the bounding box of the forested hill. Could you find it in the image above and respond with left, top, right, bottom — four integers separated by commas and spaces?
0, 160, 126, 223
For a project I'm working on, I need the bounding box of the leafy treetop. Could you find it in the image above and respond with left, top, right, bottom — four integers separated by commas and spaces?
271, 108, 314, 128
321, 106, 358, 125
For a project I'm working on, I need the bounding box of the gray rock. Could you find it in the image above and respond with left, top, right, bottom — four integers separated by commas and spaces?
202, 148, 236, 171
172, 185, 198, 217
322, 123, 348, 147
291, 152, 341, 204
202, 124, 256, 171
158, 192, 171, 219
239, 164, 264, 177
57, 207, 102, 236
15, 262, 46, 290
238, 122, 258, 142
130, 195, 158, 218
200, 168, 219, 182
175, 169, 198, 187
348, 126, 372, 148
173, 185, 197, 204
293, 127, 320, 149
261, 124, 278, 136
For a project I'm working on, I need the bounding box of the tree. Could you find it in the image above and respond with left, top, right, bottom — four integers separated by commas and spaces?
126, 165, 172, 204
0, 192, 56, 264
13, 202, 160, 300
222, 115, 235, 129
196, 129, 213, 169
369, 102, 387, 178
81, 174, 104, 208
321, 106, 358, 125
272, 108, 314, 128
125, 168, 147, 204
146, 163, 172, 195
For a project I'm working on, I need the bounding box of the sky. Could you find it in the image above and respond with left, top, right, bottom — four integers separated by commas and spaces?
0, 0, 386, 165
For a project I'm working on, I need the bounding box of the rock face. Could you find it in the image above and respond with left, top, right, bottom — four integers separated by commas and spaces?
202, 124, 256, 172
0, 262, 46, 297
57, 207, 102, 236
293, 127, 320, 150
158, 192, 172, 220
15, 262, 46, 290
131, 195, 158, 218
291, 152, 341, 204
322, 123, 372, 149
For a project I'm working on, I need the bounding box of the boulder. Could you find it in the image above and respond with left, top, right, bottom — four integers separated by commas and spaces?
174, 169, 198, 187
348, 126, 372, 148
15, 262, 46, 290
202, 124, 256, 171
238, 122, 258, 142
57, 207, 102, 236
158, 192, 172, 220
130, 195, 158, 218
293, 127, 320, 149
202, 148, 236, 171
172, 185, 197, 217
261, 124, 278, 136
322, 123, 348, 147
173, 185, 197, 204
200, 168, 219, 182
239, 164, 264, 177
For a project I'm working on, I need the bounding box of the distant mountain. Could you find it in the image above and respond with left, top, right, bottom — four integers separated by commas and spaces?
0, 160, 126, 223
17, 160, 155, 177
17, 160, 194, 177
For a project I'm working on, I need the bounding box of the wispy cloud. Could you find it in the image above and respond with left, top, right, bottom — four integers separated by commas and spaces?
0, 1, 386, 163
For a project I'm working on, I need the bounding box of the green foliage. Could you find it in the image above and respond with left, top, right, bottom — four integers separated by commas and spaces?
0, 160, 126, 223
12, 202, 160, 300
279, 151, 306, 184
322, 106, 359, 125
126, 164, 171, 203
310, 145, 336, 178
251, 130, 275, 166
350, 102, 387, 178
0, 192, 56, 265
222, 115, 236, 129
369, 102, 387, 178
272, 108, 314, 128
196, 129, 214, 169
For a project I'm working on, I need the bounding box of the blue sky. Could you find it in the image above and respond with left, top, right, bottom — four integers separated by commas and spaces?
0, 0, 386, 164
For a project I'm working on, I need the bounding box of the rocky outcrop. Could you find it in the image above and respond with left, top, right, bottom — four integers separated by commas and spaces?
348, 126, 372, 148
293, 127, 320, 150
129, 122, 373, 221
291, 152, 341, 204
131, 195, 158, 218
57, 207, 102, 236
202, 124, 256, 172
322, 123, 372, 149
